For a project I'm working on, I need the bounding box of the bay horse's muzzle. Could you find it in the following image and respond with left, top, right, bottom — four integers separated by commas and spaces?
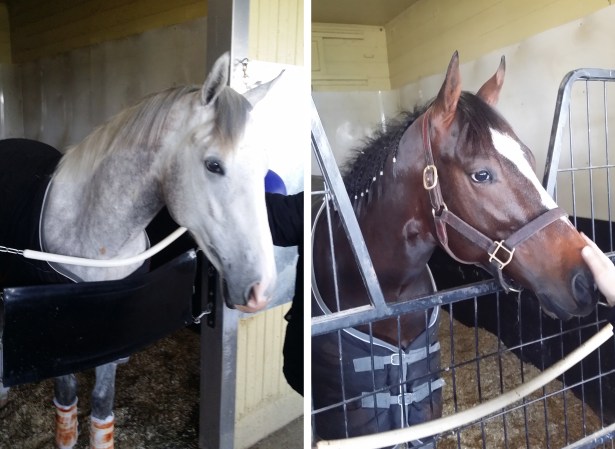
535, 266, 599, 320
571, 268, 600, 312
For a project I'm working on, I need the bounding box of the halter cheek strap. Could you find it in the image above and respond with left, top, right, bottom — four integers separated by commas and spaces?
420, 110, 567, 292
421, 109, 452, 251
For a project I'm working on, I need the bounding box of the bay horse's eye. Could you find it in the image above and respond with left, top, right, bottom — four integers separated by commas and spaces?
205, 158, 225, 175
471, 170, 492, 183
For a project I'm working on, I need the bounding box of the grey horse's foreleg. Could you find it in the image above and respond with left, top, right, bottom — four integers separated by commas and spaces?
90, 361, 123, 449
0, 320, 8, 408
0, 381, 8, 408
0, 347, 9, 408
54, 374, 78, 449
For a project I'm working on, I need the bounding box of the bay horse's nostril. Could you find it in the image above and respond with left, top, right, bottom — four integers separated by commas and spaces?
572, 271, 597, 307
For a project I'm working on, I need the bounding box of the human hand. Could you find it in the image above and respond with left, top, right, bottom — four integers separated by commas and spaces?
581, 233, 615, 306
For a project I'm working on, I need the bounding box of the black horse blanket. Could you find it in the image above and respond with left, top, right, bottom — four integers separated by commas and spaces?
312, 310, 443, 447
0, 139, 205, 386
0, 138, 69, 288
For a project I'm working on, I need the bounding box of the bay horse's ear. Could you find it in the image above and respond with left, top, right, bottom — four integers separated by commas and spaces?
431, 51, 462, 129
243, 70, 285, 108
476, 56, 506, 106
201, 52, 230, 106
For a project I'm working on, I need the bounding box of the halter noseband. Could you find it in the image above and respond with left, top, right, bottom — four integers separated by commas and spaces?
420, 109, 567, 292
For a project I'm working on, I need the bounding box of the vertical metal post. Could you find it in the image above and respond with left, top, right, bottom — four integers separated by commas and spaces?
542, 68, 615, 195
201, 1, 250, 448
199, 258, 240, 449
205, 0, 249, 75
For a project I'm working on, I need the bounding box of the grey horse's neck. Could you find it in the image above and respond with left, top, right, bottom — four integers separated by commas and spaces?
41, 87, 194, 282
41, 144, 164, 282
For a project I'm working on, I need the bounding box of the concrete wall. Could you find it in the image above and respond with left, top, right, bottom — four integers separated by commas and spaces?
0, 4, 10, 63
386, 0, 609, 88
5, 0, 207, 63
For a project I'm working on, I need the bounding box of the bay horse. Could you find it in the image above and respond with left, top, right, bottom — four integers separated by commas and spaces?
312, 52, 599, 444
0, 53, 278, 448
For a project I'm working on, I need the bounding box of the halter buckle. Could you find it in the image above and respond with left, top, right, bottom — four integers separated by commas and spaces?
423, 165, 438, 190
488, 240, 515, 270
431, 202, 448, 218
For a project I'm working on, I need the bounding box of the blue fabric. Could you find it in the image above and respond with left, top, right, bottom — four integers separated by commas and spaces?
264, 169, 287, 195
0, 139, 69, 287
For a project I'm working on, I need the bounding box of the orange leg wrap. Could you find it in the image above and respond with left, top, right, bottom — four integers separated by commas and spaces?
54, 399, 78, 449
90, 414, 114, 449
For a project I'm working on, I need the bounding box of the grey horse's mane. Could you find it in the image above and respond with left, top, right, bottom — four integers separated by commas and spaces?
55, 84, 251, 181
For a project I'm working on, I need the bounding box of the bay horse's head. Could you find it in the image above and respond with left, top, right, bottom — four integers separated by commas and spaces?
162, 53, 277, 313
416, 52, 598, 320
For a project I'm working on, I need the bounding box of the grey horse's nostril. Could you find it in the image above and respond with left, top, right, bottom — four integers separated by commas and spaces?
246, 282, 264, 303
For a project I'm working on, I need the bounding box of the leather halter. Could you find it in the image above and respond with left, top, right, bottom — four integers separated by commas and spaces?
420, 108, 567, 292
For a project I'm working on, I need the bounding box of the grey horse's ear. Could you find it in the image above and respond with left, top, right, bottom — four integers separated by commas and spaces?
243, 70, 285, 108
201, 52, 230, 106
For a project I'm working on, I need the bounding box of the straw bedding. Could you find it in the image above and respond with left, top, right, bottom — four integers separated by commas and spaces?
0, 327, 201, 449
436, 310, 603, 448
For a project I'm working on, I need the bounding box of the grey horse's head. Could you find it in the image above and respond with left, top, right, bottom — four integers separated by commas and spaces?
162, 53, 279, 312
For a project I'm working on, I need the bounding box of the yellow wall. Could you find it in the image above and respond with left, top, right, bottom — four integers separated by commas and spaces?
236, 1, 305, 445
6, 0, 207, 62
386, 0, 611, 88
312, 23, 389, 91
0, 3, 10, 63
249, 0, 304, 66
6, 0, 304, 65
235, 303, 295, 413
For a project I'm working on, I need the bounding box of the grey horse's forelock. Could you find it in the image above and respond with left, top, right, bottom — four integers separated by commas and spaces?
213, 88, 252, 149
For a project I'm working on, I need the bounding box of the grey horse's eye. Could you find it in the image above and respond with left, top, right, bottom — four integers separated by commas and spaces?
471, 169, 492, 183
205, 158, 225, 175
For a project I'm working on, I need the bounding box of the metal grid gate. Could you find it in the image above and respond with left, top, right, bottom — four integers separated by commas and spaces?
311, 68, 615, 449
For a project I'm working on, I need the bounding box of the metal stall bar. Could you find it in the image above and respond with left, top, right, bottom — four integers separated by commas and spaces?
311, 99, 388, 332
312, 278, 501, 336
530, 67, 615, 448
562, 422, 615, 449
543, 68, 615, 196
200, 1, 249, 448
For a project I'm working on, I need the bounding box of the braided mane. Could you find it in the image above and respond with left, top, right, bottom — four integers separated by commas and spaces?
341, 91, 509, 212
342, 106, 427, 206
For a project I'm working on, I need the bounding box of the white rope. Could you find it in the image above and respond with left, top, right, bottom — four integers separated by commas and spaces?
316, 323, 614, 449
20, 227, 188, 268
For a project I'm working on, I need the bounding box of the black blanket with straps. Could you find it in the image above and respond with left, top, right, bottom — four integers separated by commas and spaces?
312, 309, 443, 449
1, 249, 198, 387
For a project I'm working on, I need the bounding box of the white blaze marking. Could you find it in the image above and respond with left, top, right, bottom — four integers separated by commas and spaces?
490, 129, 558, 210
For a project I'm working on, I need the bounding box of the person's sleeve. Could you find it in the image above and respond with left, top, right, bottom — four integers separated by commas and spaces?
608, 307, 615, 328
265, 192, 304, 247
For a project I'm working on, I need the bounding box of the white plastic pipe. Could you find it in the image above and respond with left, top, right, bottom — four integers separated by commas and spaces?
22, 227, 188, 267
316, 323, 614, 449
